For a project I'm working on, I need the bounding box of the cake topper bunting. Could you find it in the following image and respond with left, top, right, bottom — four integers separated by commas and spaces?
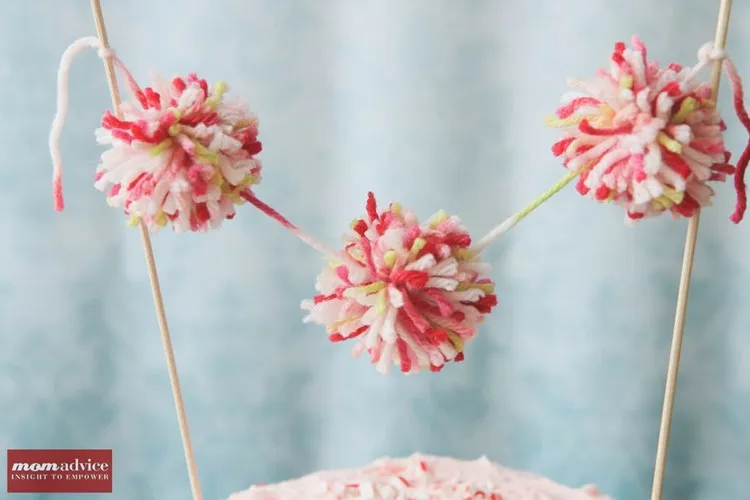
47, 1, 749, 497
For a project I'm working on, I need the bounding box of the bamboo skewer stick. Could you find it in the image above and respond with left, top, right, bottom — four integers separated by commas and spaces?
88, 2, 203, 499
650, 2, 734, 498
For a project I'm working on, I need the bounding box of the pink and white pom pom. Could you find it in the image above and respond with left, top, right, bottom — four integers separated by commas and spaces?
94, 70, 263, 232
548, 36, 750, 223
51, 37, 262, 232
300, 193, 498, 374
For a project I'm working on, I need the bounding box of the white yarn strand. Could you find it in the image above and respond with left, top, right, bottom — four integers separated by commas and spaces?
49, 36, 112, 211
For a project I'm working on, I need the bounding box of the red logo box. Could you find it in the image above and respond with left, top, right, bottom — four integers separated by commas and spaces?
7, 449, 113, 494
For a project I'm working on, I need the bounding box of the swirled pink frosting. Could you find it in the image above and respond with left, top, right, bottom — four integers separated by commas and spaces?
228, 454, 611, 499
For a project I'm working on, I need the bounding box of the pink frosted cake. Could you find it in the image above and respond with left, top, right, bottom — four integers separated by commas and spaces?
229, 454, 610, 499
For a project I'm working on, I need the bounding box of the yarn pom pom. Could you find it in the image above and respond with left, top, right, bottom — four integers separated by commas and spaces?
94, 72, 263, 232
301, 193, 498, 374
548, 36, 737, 221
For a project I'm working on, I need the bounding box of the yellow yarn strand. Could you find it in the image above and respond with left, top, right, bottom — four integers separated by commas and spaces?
670, 97, 699, 124
470, 166, 588, 254
543, 115, 585, 128
515, 168, 581, 223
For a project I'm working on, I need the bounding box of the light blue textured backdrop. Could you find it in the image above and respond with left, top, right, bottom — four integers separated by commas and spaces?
1, 1, 749, 499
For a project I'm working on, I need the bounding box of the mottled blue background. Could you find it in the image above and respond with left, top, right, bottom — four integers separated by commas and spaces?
1, 1, 749, 499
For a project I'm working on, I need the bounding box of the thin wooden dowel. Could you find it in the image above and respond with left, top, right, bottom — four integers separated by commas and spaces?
88, 2, 204, 499
650, 1, 733, 498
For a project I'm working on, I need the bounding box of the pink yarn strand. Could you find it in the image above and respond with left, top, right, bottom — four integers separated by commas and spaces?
723, 58, 750, 223
108, 55, 144, 101
240, 191, 347, 263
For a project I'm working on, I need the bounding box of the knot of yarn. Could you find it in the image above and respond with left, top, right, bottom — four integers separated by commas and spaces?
300, 192, 498, 375
97, 46, 116, 60
697, 42, 725, 65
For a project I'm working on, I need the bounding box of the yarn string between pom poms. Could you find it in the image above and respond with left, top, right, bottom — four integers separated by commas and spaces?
239, 190, 351, 263
546, 36, 750, 223
468, 166, 586, 254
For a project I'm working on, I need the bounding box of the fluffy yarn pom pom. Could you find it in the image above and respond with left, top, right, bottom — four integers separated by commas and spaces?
301, 193, 498, 374
548, 36, 736, 221
94, 73, 263, 232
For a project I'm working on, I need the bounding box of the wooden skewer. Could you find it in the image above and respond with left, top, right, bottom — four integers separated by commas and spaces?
88, 2, 204, 499
650, 1, 733, 498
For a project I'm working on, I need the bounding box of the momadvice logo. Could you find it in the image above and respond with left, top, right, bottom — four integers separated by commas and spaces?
7, 449, 112, 493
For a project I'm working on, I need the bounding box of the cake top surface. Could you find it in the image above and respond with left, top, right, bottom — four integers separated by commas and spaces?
229, 453, 611, 500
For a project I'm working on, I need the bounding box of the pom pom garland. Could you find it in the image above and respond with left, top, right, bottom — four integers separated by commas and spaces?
300, 193, 498, 374
547, 36, 750, 223
246, 178, 587, 373
51, 36, 750, 375
248, 174, 586, 374
50, 37, 263, 232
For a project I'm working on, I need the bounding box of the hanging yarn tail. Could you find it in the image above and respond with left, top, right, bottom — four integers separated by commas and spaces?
49, 36, 123, 212
240, 190, 345, 262
677, 43, 750, 223
723, 58, 750, 223
49, 36, 144, 213
50, 37, 108, 211
469, 167, 585, 253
